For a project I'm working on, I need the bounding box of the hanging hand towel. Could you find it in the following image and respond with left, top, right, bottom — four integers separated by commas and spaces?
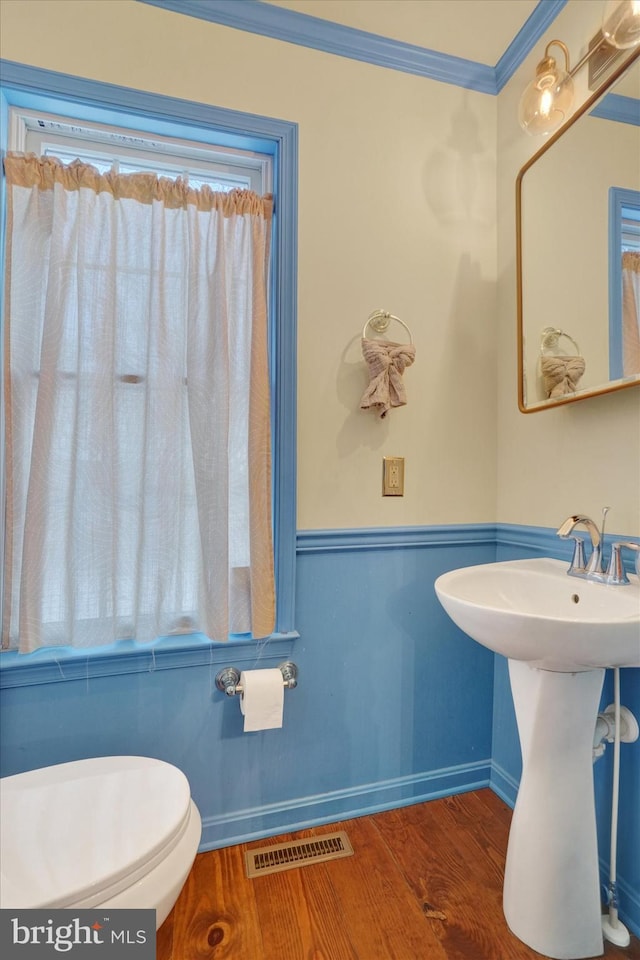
360, 339, 416, 418
540, 355, 586, 398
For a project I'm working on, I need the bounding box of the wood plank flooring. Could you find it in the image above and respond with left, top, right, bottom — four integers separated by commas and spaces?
157, 789, 640, 960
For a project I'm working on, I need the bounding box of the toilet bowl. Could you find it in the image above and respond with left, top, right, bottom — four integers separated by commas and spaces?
0, 755, 202, 929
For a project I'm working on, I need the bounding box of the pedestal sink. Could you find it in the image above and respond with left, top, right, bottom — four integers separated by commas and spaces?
434, 558, 640, 960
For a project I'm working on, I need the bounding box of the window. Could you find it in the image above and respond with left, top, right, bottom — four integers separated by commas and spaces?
12, 107, 270, 192
0, 64, 298, 662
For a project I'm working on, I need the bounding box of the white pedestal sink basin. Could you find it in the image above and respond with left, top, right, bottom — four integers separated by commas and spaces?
435, 558, 640, 960
434, 557, 640, 672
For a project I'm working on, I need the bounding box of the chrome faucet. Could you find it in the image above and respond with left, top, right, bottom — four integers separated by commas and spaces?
557, 507, 638, 584
557, 512, 604, 578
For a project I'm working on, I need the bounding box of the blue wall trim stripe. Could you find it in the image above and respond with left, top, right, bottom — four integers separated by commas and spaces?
199, 759, 492, 850
137, 0, 567, 95
297, 523, 497, 553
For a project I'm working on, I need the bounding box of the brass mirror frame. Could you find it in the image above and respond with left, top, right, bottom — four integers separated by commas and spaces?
516, 47, 640, 413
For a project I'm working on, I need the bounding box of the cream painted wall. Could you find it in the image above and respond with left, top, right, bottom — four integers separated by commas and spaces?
6, 1, 636, 536
497, 0, 640, 537
0, 0, 498, 531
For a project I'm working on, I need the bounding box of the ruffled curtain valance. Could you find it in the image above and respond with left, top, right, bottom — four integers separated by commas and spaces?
3, 152, 273, 215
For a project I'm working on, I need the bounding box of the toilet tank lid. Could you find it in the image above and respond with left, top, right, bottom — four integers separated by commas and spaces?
0, 756, 193, 910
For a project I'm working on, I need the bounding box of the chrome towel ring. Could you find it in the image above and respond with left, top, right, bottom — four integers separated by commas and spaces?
540, 326, 580, 355
363, 309, 413, 344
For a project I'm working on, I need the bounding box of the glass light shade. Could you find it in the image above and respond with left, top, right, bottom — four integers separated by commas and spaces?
602, 0, 640, 49
518, 58, 575, 136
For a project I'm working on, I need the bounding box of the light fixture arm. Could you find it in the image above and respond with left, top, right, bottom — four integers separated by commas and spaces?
541, 35, 612, 79
544, 40, 571, 72
567, 35, 610, 77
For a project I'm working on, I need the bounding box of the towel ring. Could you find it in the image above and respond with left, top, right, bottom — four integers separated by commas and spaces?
540, 326, 580, 355
363, 310, 413, 344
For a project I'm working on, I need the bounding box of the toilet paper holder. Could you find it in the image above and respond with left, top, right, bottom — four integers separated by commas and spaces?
215, 661, 298, 697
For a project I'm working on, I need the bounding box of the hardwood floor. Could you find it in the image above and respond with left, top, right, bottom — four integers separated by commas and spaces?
158, 789, 640, 960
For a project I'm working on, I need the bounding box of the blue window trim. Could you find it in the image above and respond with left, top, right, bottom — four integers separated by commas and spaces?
609, 186, 640, 381
0, 633, 298, 688
137, 0, 566, 95
0, 58, 299, 666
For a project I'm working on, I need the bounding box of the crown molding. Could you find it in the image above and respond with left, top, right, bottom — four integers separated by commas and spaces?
137, 0, 567, 95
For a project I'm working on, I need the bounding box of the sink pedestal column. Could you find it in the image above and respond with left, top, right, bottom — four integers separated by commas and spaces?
504, 660, 605, 960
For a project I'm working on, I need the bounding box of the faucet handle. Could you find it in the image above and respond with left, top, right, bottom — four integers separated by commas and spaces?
606, 542, 640, 585
566, 536, 586, 574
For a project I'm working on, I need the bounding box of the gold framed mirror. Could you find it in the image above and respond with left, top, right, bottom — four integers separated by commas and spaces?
516, 48, 640, 412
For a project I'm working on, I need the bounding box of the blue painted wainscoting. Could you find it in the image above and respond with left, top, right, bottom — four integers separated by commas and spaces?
1, 523, 638, 934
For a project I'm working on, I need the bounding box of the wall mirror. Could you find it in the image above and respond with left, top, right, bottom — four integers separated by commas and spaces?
517, 49, 640, 412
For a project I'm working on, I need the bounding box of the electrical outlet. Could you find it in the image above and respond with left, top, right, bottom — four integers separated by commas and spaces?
382, 457, 404, 496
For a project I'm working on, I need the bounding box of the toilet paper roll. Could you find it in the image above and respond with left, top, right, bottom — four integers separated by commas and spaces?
240, 669, 284, 732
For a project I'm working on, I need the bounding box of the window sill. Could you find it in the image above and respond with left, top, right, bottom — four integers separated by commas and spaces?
0, 632, 299, 688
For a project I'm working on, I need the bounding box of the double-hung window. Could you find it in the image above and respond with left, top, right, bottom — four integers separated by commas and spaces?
2, 104, 286, 653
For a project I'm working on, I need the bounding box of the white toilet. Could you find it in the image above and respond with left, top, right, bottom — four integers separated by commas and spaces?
0, 755, 202, 929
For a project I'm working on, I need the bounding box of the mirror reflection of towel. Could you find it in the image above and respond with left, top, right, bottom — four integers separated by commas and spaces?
360, 338, 416, 418
540, 355, 586, 398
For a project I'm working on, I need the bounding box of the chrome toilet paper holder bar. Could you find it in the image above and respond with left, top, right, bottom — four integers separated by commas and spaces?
215, 661, 298, 697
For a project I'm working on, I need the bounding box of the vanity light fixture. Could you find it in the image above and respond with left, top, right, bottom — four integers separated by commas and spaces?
518, 40, 574, 136
602, 0, 640, 48
518, 0, 640, 136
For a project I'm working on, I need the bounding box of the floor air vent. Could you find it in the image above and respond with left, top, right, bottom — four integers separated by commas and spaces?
245, 831, 354, 878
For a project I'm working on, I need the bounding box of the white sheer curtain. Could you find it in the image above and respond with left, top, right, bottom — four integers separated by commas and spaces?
621, 250, 640, 377
3, 154, 275, 653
